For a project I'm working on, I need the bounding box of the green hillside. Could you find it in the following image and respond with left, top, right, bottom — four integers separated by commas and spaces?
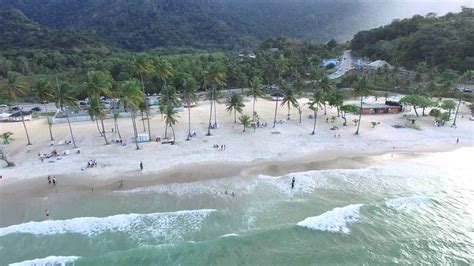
350, 7, 474, 71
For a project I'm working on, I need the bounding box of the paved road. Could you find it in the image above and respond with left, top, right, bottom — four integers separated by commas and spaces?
328, 50, 353, 80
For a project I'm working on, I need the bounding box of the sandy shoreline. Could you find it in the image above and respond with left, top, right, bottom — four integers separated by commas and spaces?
1, 96, 473, 196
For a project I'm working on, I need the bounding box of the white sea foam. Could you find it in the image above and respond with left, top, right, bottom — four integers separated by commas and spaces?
297, 204, 363, 234
9, 256, 81, 266
0, 209, 216, 240
385, 195, 430, 212
220, 233, 239, 238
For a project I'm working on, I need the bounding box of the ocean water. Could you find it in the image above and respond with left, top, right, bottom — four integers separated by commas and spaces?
1, 148, 473, 265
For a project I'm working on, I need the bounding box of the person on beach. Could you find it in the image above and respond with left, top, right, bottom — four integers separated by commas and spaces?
140, 162, 143, 170
231, 191, 235, 197
45, 209, 50, 219
291, 177, 295, 189
47, 175, 51, 184
52, 177, 56, 186
118, 180, 123, 189
456, 138, 459, 144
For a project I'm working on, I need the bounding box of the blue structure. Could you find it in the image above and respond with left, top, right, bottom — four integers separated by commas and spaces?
321, 59, 340, 69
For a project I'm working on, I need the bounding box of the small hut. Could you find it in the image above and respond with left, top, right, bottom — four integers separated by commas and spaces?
405, 115, 420, 129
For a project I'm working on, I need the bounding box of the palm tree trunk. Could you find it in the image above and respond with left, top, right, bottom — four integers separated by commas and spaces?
164, 122, 169, 139
234, 110, 237, 123
100, 118, 109, 145
66, 112, 77, 148
324, 104, 327, 115
213, 99, 217, 125
131, 111, 140, 150
19, 108, 32, 145
187, 105, 191, 141
311, 109, 317, 135
252, 97, 256, 121
273, 97, 279, 128
337, 107, 340, 117
342, 112, 347, 126
452, 96, 462, 126
95, 119, 103, 136
207, 97, 213, 136
170, 123, 176, 143
355, 96, 363, 135
140, 73, 151, 141
140, 112, 146, 132
287, 103, 290, 120
47, 117, 54, 141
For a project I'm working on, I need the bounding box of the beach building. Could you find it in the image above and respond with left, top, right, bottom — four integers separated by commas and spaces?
359, 101, 402, 114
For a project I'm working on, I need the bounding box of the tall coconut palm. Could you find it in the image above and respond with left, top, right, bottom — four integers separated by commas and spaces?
226, 93, 245, 123
453, 70, 474, 126
53, 80, 78, 148
33, 79, 55, 141
247, 76, 265, 122
120, 79, 143, 150
87, 97, 109, 145
155, 59, 173, 86
239, 115, 251, 132
84, 71, 112, 142
1, 72, 32, 145
113, 112, 122, 139
162, 103, 179, 143
203, 64, 226, 136
182, 77, 199, 140
132, 54, 154, 139
352, 76, 373, 135
308, 89, 325, 135
280, 82, 299, 120
273, 55, 289, 128
319, 76, 333, 115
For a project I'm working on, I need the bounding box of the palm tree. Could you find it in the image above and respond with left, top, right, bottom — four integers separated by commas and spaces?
163, 103, 179, 143
239, 115, 251, 132
319, 76, 333, 115
53, 80, 78, 148
352, 76, 373, 135
84, 71, 112, 143
182, 77, 199, 140
247, 76, 265, 122
132, 54, 154, 140
308, 89, 325, 135
1, 72, 32, 145
226, 93, 245, 123
155, 59, 173, 86
120, 79, 144, 150
203, 64, 226, 136
273, 55, 289, 128
453, 70, 474, 126
280, 82, 299, 120
33, 79, 55, 141
113, 112, 122, 139
87, 97, 109, 145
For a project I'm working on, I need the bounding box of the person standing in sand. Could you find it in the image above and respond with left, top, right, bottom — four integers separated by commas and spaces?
291, 177, 295, 189
140, 162, 143, 171
45, 209, 50, 219
52, 177, 56, 187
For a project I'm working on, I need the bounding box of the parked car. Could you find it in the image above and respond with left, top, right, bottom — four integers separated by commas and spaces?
462, 88, 472, 93
31, 107, 41, 112
11, 106, 20, 111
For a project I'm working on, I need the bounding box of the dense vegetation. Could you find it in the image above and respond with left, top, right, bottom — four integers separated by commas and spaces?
351, 7, 474, 72
0, 0, 439, 51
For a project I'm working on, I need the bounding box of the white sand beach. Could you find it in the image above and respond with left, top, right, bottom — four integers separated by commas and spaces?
0, 95, 473, 189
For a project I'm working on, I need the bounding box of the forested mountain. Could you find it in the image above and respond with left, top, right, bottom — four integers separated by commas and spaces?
351, 7, 474, 72
0, 9, 110, 51
0, 0, 469, 51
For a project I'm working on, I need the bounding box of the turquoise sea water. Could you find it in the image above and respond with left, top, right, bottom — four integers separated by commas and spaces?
1, 148, 473, 265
